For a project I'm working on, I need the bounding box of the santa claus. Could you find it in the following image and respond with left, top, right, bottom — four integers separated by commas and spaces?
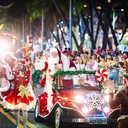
48, 47, 76, 74
35, 47, 76, 112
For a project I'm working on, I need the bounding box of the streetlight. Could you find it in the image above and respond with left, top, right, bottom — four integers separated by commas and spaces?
69, 0, 73, 51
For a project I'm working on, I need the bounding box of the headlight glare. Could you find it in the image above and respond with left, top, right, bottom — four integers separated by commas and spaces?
74, 95, 84, 103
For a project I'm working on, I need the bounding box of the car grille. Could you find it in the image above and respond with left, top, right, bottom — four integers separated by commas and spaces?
84, 92, 102, 113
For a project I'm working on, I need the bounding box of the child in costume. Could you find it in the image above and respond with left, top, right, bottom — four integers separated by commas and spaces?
0, 52, 35, 128
6, 60, 35, 128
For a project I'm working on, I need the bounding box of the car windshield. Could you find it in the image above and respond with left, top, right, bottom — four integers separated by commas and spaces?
54, 73, 100, 90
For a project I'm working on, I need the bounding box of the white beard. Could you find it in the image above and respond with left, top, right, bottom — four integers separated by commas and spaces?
49, 56, 59, 64
48, 56, 59, 74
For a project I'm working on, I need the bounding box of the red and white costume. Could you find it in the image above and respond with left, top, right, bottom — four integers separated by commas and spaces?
0, 52, 17, 104
39, 47, 76, 112
0, 65, 14, 99
1, 60, 35, 110
0, 57, 35, 110
34, 51, 49, 87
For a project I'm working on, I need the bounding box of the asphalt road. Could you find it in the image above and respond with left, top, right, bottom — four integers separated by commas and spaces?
0, 86, 53, 128
0, 104, 53, 128
0, 105, 113, 128
0, 86, 113, 128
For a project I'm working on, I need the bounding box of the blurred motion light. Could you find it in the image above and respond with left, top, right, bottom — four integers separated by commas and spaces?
0, 39, 10, 55
12, 38, 16, 44
121, 9, 124, 12
75, 95, 84, 103
85, 33, 89, 40
82, 107, 88, 114
96, 6, 102, 10
107, 0, 111, 3
103, 107, 110, 114
0, 24, 4, 30
83, 4, 87, 8
38, 37, 42, 43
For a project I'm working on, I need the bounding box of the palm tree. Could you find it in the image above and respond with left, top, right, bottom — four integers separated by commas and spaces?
4, 0, 125, 51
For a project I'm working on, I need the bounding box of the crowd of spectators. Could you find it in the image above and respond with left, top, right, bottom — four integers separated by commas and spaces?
60, 47, 128, 86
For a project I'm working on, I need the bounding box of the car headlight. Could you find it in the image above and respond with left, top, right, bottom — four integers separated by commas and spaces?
82, 107, 88, 114
74, 95, 84, 103
104, 95, 109, 102
103, 107, 110, 114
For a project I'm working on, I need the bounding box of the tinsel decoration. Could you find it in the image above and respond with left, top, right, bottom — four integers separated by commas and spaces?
52, 70, 97, 89
32, 70, 43, 87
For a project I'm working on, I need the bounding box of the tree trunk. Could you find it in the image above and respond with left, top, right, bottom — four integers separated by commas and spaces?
93, 2, 112, 50
52, 0, 80, 51
81, 11, 96, 49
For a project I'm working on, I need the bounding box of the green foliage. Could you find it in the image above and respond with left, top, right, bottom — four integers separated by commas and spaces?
53, 70, 96, 81
29, 0, 54, 22
32, 70, 43, 87
52, 70, 103, 91
29, 8, 42, 22
122, 41, 128, 46
73, 0, 85, 15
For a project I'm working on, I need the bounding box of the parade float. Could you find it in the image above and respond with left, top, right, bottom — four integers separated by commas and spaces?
34, 68, 118, 128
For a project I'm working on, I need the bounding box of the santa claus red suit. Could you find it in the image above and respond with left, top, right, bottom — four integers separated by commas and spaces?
35, 47, 76, 113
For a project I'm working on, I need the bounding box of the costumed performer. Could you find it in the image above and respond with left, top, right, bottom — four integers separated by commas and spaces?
3, 59, 35, 128
0, 52, 17, 109
0, 64, 14, 109
34, 50, 49, 87
39, 47, 76, 113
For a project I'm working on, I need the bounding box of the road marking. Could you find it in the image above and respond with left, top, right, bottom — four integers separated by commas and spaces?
0, 107, 24, 128
18, 114, 37, 128
0, 107, 37, 128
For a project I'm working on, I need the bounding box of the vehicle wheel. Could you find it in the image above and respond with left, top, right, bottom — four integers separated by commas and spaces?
34, 100, 42, 122
55, 107, 63, 128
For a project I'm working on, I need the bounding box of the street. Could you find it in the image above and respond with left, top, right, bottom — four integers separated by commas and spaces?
0, 106, 50, 128
0, 87, 113, 128
0, 86, 52, 128
0, 107, 112, 128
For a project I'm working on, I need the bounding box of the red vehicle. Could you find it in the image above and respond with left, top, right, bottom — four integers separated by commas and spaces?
34, 70, 118, 128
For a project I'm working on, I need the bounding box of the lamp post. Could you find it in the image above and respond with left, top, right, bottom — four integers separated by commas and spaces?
69, 0, 73, 50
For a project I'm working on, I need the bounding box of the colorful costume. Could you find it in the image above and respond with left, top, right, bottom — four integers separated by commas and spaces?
35, 47, 76, 114
0, 65, 14, 99
3, 61, 35, 110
